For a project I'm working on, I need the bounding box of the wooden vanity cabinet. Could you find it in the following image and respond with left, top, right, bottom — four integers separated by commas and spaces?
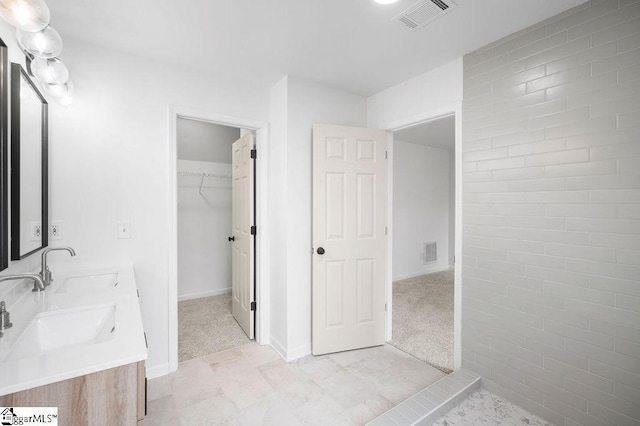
0, 360, 146, 425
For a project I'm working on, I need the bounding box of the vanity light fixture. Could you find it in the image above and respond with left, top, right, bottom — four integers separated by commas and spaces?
29, 56, 68, 85
0, 0, 49, 32
0, 0, 74, 102
44, 78, 73, 98
16, 25, 62, 58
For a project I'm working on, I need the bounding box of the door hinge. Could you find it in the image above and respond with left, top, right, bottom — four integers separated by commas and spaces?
385, 303, 387, 312
385, 226, 388, 235
385, 151, 388, 159
251, 301, 256, 311
251, 149, 257, 159
251, 225, 256, 235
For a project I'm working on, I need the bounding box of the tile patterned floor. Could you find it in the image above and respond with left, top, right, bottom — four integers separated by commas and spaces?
143, 343, 446, 425
433, 389, 554, 426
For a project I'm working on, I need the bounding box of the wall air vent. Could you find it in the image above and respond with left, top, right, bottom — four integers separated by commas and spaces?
423, 241, 437, 264
393, 0, 457, 31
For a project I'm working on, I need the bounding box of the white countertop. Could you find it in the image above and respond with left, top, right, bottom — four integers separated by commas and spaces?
0, 265, 147, 396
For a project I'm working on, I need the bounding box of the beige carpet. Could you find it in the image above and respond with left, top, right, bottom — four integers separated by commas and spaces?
178, 293, 251, 362
390, 270, 454, 373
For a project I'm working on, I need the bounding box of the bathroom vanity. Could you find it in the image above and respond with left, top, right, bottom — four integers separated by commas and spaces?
0, 266, 147, 425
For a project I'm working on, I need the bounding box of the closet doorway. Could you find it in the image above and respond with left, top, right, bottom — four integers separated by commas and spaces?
176, 118, 255, 362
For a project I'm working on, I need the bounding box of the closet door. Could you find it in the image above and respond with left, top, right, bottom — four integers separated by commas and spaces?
231, 133, 255, 339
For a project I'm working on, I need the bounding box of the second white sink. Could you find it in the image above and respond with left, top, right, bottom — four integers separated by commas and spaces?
5, 304, 116, 361
56, 273, 118, 293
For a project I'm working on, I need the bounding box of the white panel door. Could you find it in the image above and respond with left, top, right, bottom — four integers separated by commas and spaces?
231, 133, 255, 339
312, 124, 387, 355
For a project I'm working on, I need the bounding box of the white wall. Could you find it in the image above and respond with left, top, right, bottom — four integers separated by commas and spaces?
266, 76, 368, 360
45, 38, 268, 375
177, 160, 232, 301
393, 141, 452, 280
176, 119, 238, 301
176, 119, 239, 163
367, 58, 463, 130
267, 76, 289, 354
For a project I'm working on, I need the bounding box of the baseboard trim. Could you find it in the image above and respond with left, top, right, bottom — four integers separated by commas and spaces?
392, 266, 452, 282
287, 343, 312, 361
146, 363, 170, 379
178, 287, 231, 302
269, 336, 312, 362
269, 335, 288, 361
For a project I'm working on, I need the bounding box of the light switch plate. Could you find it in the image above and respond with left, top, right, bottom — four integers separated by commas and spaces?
118, 222, 131, 239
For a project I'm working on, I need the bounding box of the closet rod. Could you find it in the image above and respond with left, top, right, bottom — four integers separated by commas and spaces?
176, 171, 232, 196
177, 171, 232, 179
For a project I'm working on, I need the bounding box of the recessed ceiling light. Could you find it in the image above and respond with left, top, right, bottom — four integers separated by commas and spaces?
374, 0, 399, 4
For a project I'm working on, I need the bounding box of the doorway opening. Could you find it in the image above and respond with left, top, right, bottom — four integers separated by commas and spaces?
167, 107, 269, 375
176, 118, 254, 362
387, 113, 459, 374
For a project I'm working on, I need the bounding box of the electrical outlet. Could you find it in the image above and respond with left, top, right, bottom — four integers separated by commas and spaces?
118, 222, 131, 239
31, 222, 42, 241
50, 221, 63, 240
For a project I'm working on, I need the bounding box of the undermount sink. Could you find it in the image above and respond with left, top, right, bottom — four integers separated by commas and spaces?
56, 273, 118, 293
5, 304, 116, 361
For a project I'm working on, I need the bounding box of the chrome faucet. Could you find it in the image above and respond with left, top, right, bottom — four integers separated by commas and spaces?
0, 273, 46, 292
0, 274, 46, 338
41, 247, 76, 288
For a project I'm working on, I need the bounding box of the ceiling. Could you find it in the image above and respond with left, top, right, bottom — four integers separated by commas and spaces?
47, 0, 586, 96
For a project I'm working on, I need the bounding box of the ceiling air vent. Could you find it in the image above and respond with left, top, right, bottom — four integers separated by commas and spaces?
393, 0, 457, 31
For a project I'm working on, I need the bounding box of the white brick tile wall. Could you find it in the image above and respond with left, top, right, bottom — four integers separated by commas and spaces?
592, 47, 640, 74
591, 16, 640, 47
526, 265, 590, 286
545, 41, 617, 75
544, 357, 615, 393
618, 61, 640, 82
590, 275, 640, 296
619, 204, 640, 219
573, 3, 640, 42
565, 127, 639, 149
462, 1, 640, 424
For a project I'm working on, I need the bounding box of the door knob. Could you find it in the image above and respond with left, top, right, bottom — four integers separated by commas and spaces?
317, 247, 325, 255
228, 236, 235, 242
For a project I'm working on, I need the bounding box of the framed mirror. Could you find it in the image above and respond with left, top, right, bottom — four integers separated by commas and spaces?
0, 39, 6, 270
10, 63, 48, 260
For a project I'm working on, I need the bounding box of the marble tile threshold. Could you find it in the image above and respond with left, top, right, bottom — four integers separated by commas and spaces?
367, 368, 481, 426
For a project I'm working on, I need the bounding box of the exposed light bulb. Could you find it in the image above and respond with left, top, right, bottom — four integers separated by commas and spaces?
17, 25, 62, 58
45, 79, 73, 98
30, 57, 69, 85
0, 0, 49, 31
58, 96, 73, 106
